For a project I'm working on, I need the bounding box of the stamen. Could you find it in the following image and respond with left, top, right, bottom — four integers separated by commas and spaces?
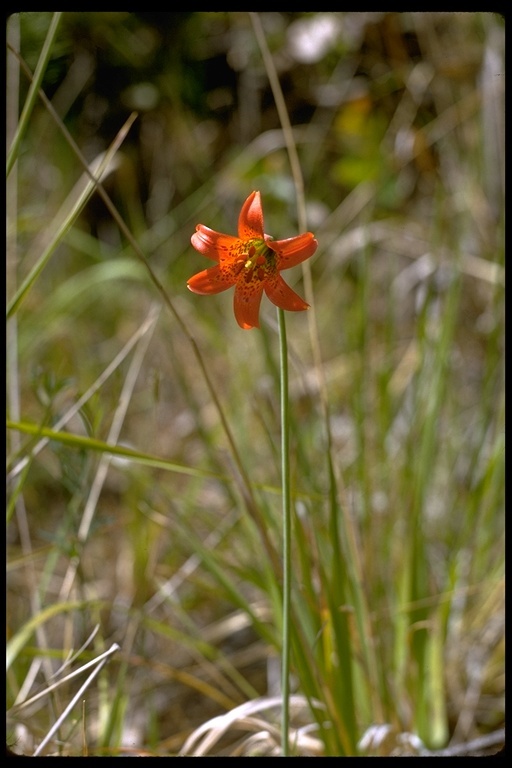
244, 239, 271, 270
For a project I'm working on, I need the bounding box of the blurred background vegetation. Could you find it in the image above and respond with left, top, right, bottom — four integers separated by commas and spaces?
7, 12, 504, 756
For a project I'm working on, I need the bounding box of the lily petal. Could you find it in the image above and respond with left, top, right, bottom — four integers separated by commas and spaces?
191, 226, 241, 262
264, 274, 310, 312
238, 191, 265, 241
268, 232, 318, 270
233, 282, 264, 329
187, 265, 235, 295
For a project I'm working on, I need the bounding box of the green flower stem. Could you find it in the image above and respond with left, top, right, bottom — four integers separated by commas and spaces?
278, 307, 291, 757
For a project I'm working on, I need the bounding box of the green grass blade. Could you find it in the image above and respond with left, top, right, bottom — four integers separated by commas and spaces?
6, 12, 63, 177
7, 113, 137, 319
6, 600, 103, 670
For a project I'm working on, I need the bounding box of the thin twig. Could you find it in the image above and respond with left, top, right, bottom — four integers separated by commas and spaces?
32, 644, 120, 756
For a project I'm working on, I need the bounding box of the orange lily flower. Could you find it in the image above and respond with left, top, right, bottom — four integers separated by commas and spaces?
187, 191, 318, 329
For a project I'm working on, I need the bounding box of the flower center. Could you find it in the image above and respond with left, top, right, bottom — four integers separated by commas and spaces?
243, 239, 275, 275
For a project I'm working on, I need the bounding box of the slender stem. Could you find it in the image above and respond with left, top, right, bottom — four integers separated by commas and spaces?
278, 307, 291, 757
